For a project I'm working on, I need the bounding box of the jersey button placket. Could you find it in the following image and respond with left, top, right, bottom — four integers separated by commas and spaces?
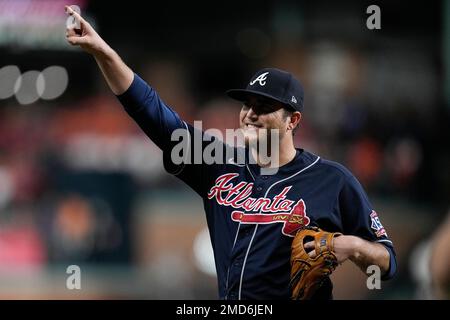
227, 257, 243, 299
233, 259, 242, 267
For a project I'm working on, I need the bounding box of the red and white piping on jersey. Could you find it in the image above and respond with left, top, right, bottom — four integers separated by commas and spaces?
238, 155, 320, 300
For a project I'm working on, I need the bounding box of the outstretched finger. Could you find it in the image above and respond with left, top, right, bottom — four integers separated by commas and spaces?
65, 5, 92, 31
65, 5, 84, 21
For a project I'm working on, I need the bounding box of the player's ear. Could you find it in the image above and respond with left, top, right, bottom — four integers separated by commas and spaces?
288, 111, 302, 131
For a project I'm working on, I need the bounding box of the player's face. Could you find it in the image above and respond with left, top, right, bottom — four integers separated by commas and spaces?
239, 96, 290, 145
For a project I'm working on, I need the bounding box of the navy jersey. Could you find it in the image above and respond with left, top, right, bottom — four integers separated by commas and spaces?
117, 74, 397, 300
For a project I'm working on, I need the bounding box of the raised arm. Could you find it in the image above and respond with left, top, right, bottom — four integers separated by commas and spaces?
65, 5, 133, 95
64, 5, 189, 154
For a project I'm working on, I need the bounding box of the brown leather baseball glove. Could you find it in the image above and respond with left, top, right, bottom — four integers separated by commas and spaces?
290, 226, 342, 300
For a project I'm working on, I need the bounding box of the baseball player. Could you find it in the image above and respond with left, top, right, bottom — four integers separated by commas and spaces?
65, 6, 397, 299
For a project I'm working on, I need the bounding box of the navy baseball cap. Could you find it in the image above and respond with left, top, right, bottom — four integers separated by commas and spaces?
226, 68, 304, 112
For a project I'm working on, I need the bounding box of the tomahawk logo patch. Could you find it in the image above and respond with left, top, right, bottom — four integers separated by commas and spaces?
370, 210, 387, 237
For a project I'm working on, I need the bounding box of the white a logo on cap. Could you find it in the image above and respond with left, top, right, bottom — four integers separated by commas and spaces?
250, 72, 269, 86
291, 96, 297, 104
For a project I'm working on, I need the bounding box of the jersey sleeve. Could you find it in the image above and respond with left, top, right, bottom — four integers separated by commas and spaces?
338, 174, 397, 280
161, 122, 225, 196
116, 73, 221, 196
116, 73, 184, 152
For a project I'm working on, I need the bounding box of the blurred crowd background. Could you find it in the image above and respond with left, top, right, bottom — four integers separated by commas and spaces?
0, 0, 449, 299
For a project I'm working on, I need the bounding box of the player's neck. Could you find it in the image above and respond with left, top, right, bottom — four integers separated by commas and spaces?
251, 138, 297, 169
275, 139, 297, 167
